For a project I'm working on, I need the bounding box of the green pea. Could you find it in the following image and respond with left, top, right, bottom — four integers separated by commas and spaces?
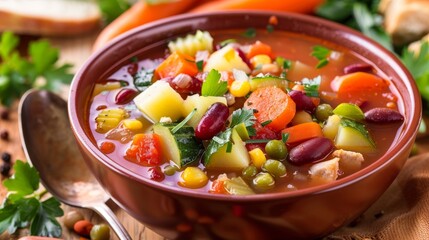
252, 172, 275, 192
163, 165, 178, 176
90, 224, 110, 240
265, 140, 287, 160
242, 165, 258, 180
315, 103, 333, 122
262, 159, 287, 178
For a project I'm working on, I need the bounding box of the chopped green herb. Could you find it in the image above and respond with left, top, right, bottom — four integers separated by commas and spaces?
196, 60, 204, 71
261, 120, 272, 127
133, 68, 153, 92
301, 75, 321, 97
171, 108, 197, 134
245, 139, 271, 144
281, 133, 289, 143
311, 45, 330, 69
266, 24, 274, 33
0, 160, 63, 237
0, 32, 73, 107
243, 28, 257, 38
219, 39, 237, 48
201, 69, 228, 97
130, 56, 138, 63
204, 108, 257, 163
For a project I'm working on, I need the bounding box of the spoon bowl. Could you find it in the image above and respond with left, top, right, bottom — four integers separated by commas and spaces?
18, 89, 131, 240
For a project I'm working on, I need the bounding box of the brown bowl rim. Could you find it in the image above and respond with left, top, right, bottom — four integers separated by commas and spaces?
69, 10, 422, 202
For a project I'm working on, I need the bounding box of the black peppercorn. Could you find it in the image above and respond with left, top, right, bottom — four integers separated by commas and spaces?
0, 130, 9, 141
1, 152, 11, 163
0, 163, 11, 177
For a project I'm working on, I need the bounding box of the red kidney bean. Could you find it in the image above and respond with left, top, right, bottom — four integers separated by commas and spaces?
235, 47, 252, 69
127, 62, 139, 76
288, 137, 334, 165
364, 108, 404, 123
115, 88, 138, 105
195, 103, 229, 140
162, 76, 202, 95
289, 90, 316, 113
344, 64, 373, 74
148, 166, 165, 182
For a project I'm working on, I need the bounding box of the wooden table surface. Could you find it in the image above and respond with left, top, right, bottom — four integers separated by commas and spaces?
1, 31, 429, 240
0, 32, 165, 240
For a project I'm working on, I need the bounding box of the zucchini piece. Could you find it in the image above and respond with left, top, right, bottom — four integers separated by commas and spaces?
224, 177, 254, 195
204, 129, 250, 170
249, 75, 288, 91
233, 122, 250, 140
153, 123, 203, 168
335, 118, 375, 153
333, 103, 364, 121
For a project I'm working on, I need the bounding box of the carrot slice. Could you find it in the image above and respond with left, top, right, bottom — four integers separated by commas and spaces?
281, 122, 323, 144
155, 51, 198, 79
93, 0, 199, 51
331, 72, 390, 94
247, 41, 273, 59
244, 86, 296, 132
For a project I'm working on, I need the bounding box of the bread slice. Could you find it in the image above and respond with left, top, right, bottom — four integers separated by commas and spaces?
382, 0, 429, 46
0, 0, 101, 36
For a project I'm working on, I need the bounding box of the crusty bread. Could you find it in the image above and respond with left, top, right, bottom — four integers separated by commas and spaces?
0, 0, 101, 36
382, 0, 429, 46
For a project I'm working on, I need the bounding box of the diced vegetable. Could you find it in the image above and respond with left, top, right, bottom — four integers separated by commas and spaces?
290, 110, 313, 125
153, 123, 203, 168
182, 94, 227, 128
281, 122, 323, 144
224, 177, 255, 195
335, 118, 375, 153
229, 80, 251, 97
155, 51, 198, 79
122, 119, 143, 131
244, 86, 296, 131
331, 72, 389, 95
134, 81, 184, 122
333, 103, 364, 121
322, 114, 341, 140
204, 45, 251, 74
250, 54, 272, 68
248, 75, 289, 91
248, 148, 266, 168
179, 167, 208, 189
93, 81, 122, 97
168, 30, 214, 57
247, 41, 273, 59
233, 122, 250, 140
204, 129, 250, 170
95, 108, 128, 133
125, 133, 162, 166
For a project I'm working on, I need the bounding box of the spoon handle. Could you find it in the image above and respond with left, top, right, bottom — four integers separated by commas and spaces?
92, 203, 132, 240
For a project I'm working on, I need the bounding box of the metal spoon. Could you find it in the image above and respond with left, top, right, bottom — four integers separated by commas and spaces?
18, 89, 132, 240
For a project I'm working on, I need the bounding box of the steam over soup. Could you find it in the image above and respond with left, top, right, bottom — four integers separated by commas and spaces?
88, 29, 404, 195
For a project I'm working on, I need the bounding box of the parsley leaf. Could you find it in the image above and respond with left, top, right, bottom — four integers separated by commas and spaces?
311, 45, 331, 68
0, 32, 73, 107
0, 160, 63, 237
204, 108, 256, 164
301, 75, 321, 97
134, 68, 154, 92
201, 69, 227, 97
243, 28, 257, 38
401, 42, 429, 106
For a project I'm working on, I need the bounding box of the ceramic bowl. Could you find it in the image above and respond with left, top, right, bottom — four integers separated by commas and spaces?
69, 11, 421, 239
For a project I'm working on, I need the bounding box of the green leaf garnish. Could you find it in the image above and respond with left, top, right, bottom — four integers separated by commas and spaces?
204, 129, 232, 164
245, 139, 271, 144
133, 68, 153, 92
261, 120, 272, 127
0, 32, 73, 107
201, 69, 227, 97
301, 75, 321, 97
171, 108, 197, 134
266, 24, 274, 33
230, 108, 256, 136
219, 39, 237, 48
0, 160, 63, 237
281, 133, 289, 143
243, 28, 257, 38
196, 60, 204, 71
311, 45, 330, 69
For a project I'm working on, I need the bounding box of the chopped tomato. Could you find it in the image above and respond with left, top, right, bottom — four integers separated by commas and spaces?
125, 133, 162, 166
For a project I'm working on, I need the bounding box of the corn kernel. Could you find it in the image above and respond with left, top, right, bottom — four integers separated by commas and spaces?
96, 108, 128, 133
179, 167, 209, 189
249, 148, 267, 169
93, 82, 122, 97
250, 54, 272, 68
230, 80, 250, 97
123, 119, 143, 131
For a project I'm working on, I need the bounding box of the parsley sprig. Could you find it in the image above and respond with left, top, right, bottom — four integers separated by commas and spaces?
201, 69, 228, 97
204, 109, 256, 164
0, 32, 73, 107
0, 160, 63, 237
311, 46, 330, 68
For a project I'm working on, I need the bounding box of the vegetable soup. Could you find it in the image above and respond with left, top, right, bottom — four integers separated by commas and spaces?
88, 28, 404, 195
